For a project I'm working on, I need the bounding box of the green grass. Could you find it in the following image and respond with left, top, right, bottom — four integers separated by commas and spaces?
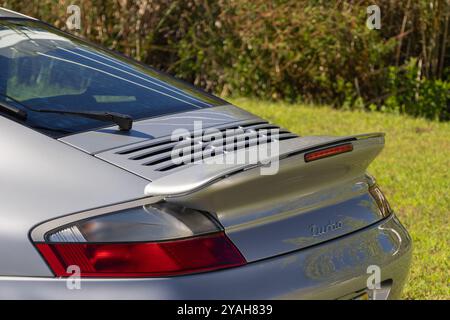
231, 98, 450, 300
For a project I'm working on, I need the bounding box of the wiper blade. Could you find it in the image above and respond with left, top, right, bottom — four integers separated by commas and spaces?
0, 100, 28, 121
0, 93, 133, 131
33, 109, 133, 131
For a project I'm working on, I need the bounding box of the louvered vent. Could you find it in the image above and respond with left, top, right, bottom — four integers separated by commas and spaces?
115, 120, 298, 173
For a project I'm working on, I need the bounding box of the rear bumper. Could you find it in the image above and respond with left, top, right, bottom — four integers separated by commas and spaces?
0, 214, 412, 300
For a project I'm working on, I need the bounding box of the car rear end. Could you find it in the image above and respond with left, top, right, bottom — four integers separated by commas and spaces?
0, 11, 412, 299
20, 128, 411, 300
5, 214, 411, 300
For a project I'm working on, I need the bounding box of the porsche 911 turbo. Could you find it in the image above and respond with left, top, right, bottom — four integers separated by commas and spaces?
0, 8, 412, 300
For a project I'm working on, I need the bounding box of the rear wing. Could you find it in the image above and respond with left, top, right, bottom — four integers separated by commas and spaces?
144, 132, 385, 197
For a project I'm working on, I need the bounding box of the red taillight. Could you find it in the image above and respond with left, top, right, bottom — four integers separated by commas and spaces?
36, 232, 246, 277
304, 143, 353, 162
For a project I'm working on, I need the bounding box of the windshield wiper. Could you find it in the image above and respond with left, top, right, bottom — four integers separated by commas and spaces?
33, 109, 133, 131
0, 100, 28, 121
0, 93, 133, 131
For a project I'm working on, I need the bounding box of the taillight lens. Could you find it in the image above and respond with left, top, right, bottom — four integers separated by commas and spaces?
36, 232, 245, 277
34, 202, 246, 277
369, 184, 392, 218
304, 143, 353, 162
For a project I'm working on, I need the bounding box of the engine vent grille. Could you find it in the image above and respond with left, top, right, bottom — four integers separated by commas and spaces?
115, 120, 298, 173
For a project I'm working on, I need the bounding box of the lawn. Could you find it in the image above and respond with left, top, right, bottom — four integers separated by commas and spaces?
231, 98, 450, 300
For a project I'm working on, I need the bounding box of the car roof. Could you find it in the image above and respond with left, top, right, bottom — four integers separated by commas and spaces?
0, 7, 36, 20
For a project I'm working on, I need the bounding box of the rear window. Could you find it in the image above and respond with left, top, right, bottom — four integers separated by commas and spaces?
0, 19, 225, 137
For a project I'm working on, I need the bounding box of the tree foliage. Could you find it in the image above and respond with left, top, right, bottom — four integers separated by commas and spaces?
2, 0, 449, 120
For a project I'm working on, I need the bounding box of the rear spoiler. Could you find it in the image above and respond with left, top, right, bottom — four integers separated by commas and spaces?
144, 132, 385, 197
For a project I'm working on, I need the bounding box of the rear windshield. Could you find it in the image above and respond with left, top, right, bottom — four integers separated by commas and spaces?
0, 19, 225, 137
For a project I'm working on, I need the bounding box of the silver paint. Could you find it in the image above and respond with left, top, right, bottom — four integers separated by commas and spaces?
0, 7, 412, 300
0, 117, 149, 276
0, 215, 412, 299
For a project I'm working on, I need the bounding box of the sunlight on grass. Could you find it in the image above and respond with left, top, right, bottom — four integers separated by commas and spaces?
231, 98, 450, 300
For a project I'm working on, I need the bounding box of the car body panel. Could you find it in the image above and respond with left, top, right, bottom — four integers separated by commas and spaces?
0, 116, 149, 276
158, 135, 386, 261
59, 105, 256, 154
30, 117, 387, 263
0, 214, 412, 299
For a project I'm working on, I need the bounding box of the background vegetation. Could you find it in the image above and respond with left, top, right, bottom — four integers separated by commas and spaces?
1, 0, 449, 120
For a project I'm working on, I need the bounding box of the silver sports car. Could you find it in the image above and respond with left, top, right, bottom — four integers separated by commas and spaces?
0, 8, 412, 299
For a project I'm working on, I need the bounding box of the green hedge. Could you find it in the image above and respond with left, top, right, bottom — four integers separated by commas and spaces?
2, 0, 449, 120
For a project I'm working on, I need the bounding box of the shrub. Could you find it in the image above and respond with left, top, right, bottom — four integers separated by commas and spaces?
385, 59, 450, 120
1, 0, 449, 120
